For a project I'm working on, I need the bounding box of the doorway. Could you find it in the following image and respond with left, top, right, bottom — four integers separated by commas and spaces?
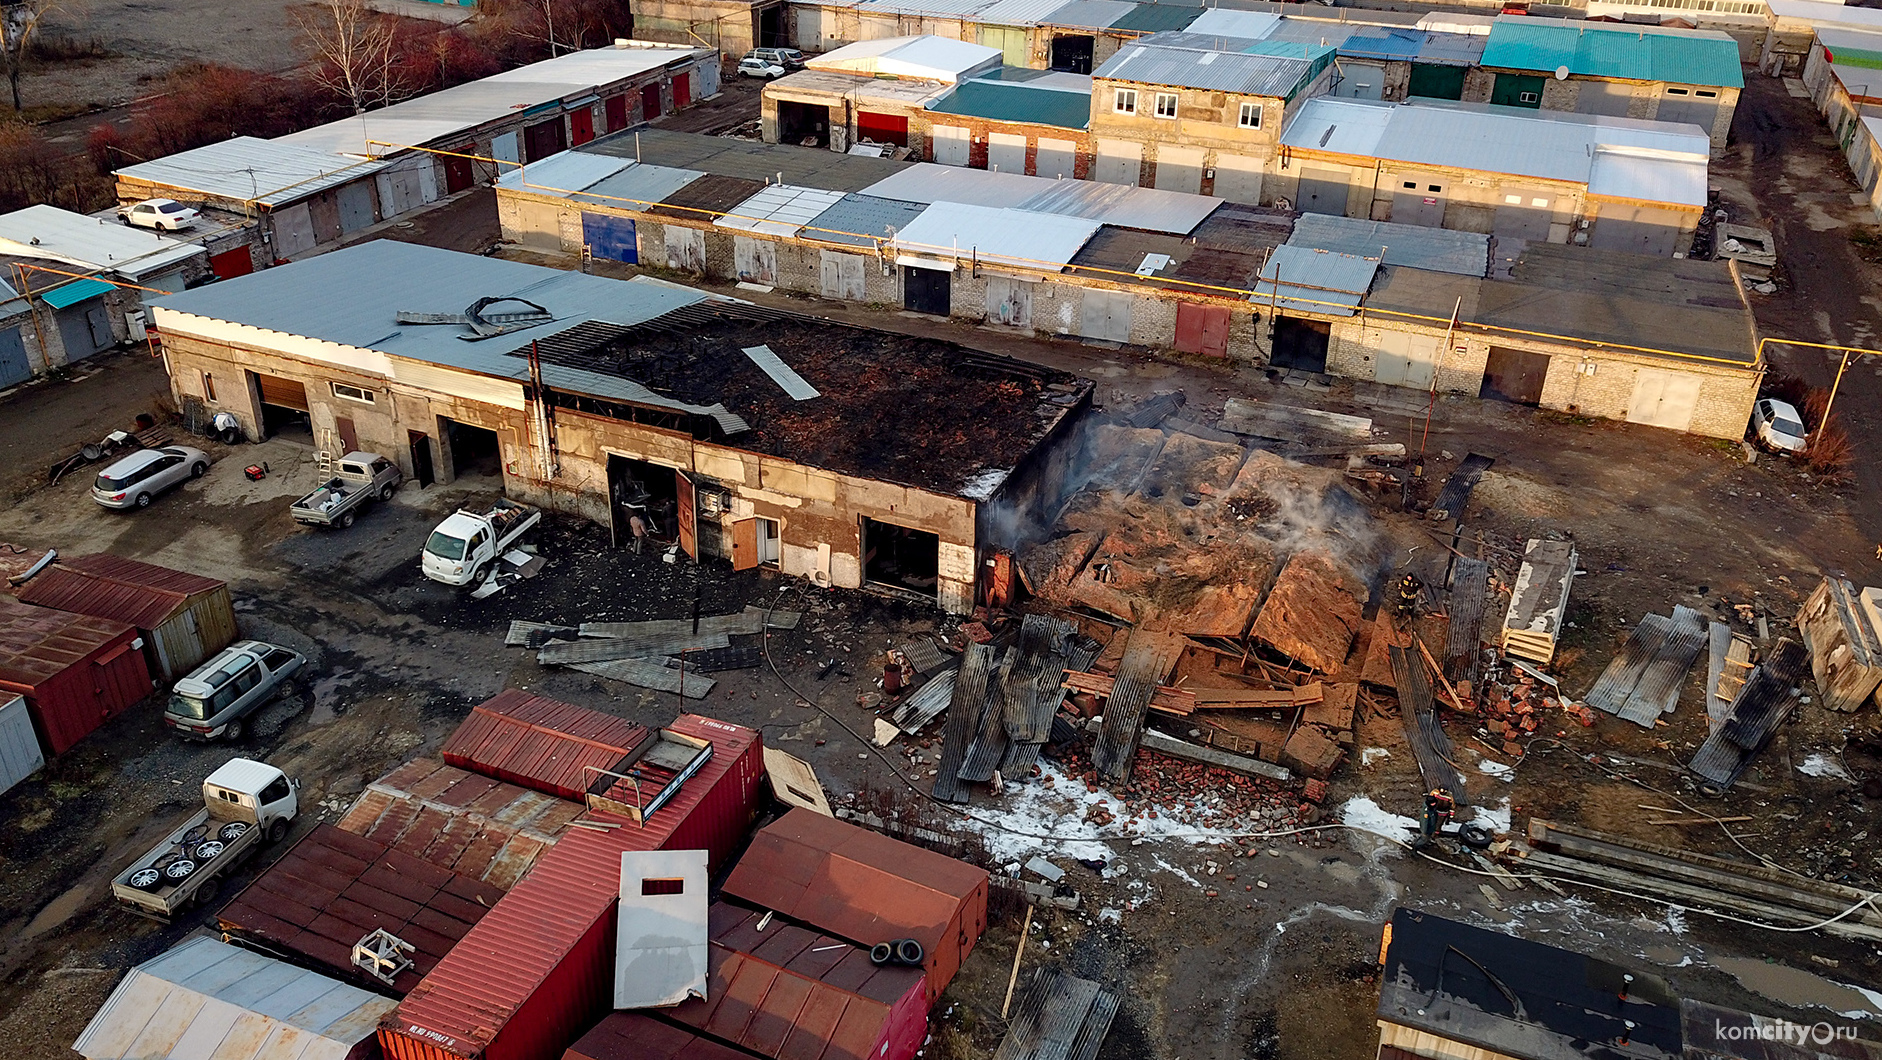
1269, 317, 1331, 373
862, 517, 939, 597
903, 266, 950, 315
608, 454, 683, 551
444, 419, 502, 479
1480, 346, 1550, 405
760, 3, 785, 46
252, 371, 311, 439
1049, 34, 1095, 73
409, 431, 436, 486
641, 84, 662, 121
777, 101, 830, 147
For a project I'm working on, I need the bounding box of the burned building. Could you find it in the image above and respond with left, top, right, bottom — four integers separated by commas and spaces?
148, 241, 1089, 612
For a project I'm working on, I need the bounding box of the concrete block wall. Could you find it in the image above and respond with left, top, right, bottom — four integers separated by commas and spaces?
1327, 319, 1488, 394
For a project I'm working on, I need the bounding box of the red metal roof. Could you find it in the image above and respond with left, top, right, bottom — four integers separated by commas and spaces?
0, 544, 51, 597
18, 567, 189, 631
721, 809, 990, 963
442, 690, 652, 802
219, 823, 504, 996
336, 758, 583, 891
390, 715, 763, 1060
0, 596, 138, 688
564, 1013, 760, 1060
665, 903, 926, 1060
61, 553, 225, 597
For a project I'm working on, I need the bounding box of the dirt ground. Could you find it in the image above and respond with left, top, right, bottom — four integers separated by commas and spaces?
24, 0, 307, 114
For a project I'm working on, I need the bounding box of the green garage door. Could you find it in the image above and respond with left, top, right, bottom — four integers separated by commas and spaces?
1491, 73, 1544, 109
1409, 63, 1466, 100
978, 24, 1027, 66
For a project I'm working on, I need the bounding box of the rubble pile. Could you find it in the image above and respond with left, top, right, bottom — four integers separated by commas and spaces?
1047, 745, 1308, 836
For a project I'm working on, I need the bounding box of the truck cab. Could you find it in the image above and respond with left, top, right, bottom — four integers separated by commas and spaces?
165, 641, 306, 741
423, 511, 494, 585
204, 758, 300, 838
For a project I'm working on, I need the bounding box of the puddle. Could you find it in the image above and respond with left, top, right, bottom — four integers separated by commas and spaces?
23, 883, 92, 940
309, 667, 364, 726
1712, 955, 1882, 1018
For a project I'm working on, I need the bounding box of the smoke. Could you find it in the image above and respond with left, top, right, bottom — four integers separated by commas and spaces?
1249, 474, 1391, 590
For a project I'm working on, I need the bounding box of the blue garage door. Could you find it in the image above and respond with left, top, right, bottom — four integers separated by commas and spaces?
0, 327, 28, 386
582, 213, 638, 264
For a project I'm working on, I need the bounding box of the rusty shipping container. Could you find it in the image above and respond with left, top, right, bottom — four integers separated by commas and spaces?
381, 714, 764, 1060
0, 597, 151, 756
722, 808, 989, 1006
44, 554, 238, 682
564, 1013, 759, 1060
441, 690, 650, 801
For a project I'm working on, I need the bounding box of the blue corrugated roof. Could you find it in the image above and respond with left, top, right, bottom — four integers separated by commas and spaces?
927, 79, 1091, 129
41, 277, 114, 309
1342, 30, 1424, 62
1110, 3, 1201, 33
1480, 16, 1743, 88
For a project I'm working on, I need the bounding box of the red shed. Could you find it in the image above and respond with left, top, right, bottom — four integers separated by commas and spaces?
0, 596, 151, 756
28, 554, 238, 683
721, 809, 989, 1006
564, 1013, 759, 1060
381, 714, 764, 1060
442, 690, 651, 802
667, 902, 928, 1060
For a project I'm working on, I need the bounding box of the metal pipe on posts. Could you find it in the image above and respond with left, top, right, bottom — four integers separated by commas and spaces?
1753, 336, 1882, 430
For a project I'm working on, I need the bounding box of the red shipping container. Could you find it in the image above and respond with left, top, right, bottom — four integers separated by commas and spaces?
442, 690, 650, 802
382, 714, 764, 1060
564, 1012, 757, 1060
0, 597, 150, 755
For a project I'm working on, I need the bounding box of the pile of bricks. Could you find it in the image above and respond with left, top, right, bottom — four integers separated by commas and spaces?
1478, 675, 1591, 755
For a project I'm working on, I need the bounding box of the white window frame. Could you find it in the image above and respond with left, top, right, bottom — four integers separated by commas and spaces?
331, 381, 375, 405
1237, 101, 1262, 129
1154, 92, 1179, 119
1114, 88, 1137, 114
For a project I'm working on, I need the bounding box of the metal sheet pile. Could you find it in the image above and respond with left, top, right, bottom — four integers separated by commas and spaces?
504, 606, 801, 698
1583, 605, 1708, 728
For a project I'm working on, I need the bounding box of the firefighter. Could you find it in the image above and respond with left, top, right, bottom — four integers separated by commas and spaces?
1414, 786, 1456, 850
1393, 572, 1424, 621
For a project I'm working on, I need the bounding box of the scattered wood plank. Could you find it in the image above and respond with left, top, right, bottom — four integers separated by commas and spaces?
1063, 670, 1198, 716
1647, 815, 1752, 826
1190, 683, 1323, 707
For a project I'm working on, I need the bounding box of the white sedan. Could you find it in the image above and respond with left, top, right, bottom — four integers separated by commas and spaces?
737, 56, 787, 79
120, 198, 200, 231
1750, 398, 1808, 454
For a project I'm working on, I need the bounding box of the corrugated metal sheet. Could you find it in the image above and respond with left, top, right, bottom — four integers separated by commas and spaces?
1689, 640, 1809, 789
497, 150, 633, 196
976, 0, 1076, 25
0, 693, 43, 796
854, 0, 999, 19
40, 278, 116, 309
861, 164, 1219, 235
1182, 8, 1281, 39
115, 136, 389, 208
892, 202, 1101, 270
563, 1013, 758, 1060
63, 553, 225, 598
336, 758, 582, 890
0, 205, 205, 283
1090, 630, 1185, 785
72, 936, 397, 1060
441, 690, 651, 802
387, 716, 762, 1060
18, 567, 187, 630
1287, 213, 1487, 277
573, 163, 705, 209
800, 193, 927, 248
1095, 38, 1330, 96
614, 849, 709, 1008
1480, 15, 1743, 88
1587, 148, 1708, 208
720, 808, 989, 1004
928, 80, 1092, 130
1252, 245, 1378, 316
667, 902, 928, 1060
810, 34, 1002, 80
1040, 0, 1136, 29
1110, 4, 1203, 34
715, 185, 849, 239
0, 596, 148, 756
992, 968, 1119, 1060
219, 824, 503, 996
931, 640, 996, 803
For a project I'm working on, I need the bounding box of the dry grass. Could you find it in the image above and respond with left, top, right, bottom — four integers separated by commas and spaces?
1802, 388, 1854, 484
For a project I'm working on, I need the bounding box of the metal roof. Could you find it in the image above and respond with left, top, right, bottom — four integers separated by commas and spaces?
1280, 98, 1711, 205
1182, 7, 1281, 38
442, 689, 650, 801
893, 201, 1101, 269
278, 43, 711, 158
975, 0, 1076, 23
336, 758, 581, 889
576, 162, 705, 207
568, 1015, 755, 1060
808, 34, 1002, 80
16, 567, 187, 630
614, 849, 710, 1008
1479, 15, 1744, 88
497, 149, 632, 195
1096, 37, 1332, 96
0, 205, 204, 282
72, 936, 396, 1060
62, 554, 223, 597
1341, 28, 1423, 60
861, 162, 1221, 234
1112, 4, 1204, 33
800, 193, 928, 247
716, 184, 849, 238
853, 0, 998, 17
1042, 0, 1136, 28
149, 241, 753, 422
1252, 245, 1378, 315
113, 136, 388, 208
0, 596, 134, 689
1771, 0, 1882, 27
40, 278, 116, 309
1287, 213, 1487, 277
926, 77, 1092, 130
584, 128, 908, 192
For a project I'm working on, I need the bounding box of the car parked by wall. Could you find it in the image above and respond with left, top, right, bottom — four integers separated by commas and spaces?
92, 446, 210, 510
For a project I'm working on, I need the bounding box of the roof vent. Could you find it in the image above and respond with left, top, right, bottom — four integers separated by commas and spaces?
1319, 124, 1337, 147
353, 929, 415, 984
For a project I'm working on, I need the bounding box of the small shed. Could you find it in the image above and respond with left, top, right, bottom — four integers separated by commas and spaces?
0, 692, 44, 795
0, 596, 150, 756
22, 554, 237, 683
72, 935, 396, 1060
721, 808, 989, 1006
1796, 577, 1882, 712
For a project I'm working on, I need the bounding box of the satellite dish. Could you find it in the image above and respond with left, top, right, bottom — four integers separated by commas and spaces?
1554, 65, 1570, 80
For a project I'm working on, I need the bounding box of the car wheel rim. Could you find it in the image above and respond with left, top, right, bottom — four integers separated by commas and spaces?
218, 822, 249, 841
164, 859, 196, 879
131, 868, 161, 889
196, 841, 225, 860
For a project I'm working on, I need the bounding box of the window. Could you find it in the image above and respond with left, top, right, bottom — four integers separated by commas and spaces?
1427, 184, 1443, 193
1505, 194, 1523, 204
1518, 91, 1539, 104
331, 381, 375, 404
1238, 101, 1262, 129
1667, 87, 1690, 95
1531, 197, 1548, 207
1154, 92, 1179, 119
1697, 90, 1718, 98
1403, 181, 1417, 189
259, 777, 291, 805
1114, 88, 1137, 114
202, 372, 216, 402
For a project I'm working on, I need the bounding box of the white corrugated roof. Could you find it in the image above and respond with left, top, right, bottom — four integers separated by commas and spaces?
808, 35, 1002, 81
1281, 98, 1711, 206
977, 0, 1077, 25
855, 0, 999, 17
0, 204, 205, 282
1587, 147, 1708, 206
1769, 0, 1882, 27
860, 162, 1220, 234
279, 43, 709, 158
114, 136, 388, 208
1183, 8, 1282, 39
715, 185, 848, 237
498, 149, 634, 194
1252, 245, 1379, 315
1415, 12, 1495, 34
893, 201, 1101, 270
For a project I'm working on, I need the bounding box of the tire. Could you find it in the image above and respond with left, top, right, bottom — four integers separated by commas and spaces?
870, 942, 893, 966
134, 492, 151, 509
193, 877, 219, 906
266, 819, 288, 843
219, 427, 241, 445
194, 840, 226, 861
471, 561, 491, 584
380, 483, 396, 501
894, 938, 924, 966
163, 858, 197, 882
190, 461, 208, 479
339, 511, 355, 529
223, 718, 244, 741
129, 867, 162, 891
1458, 823, 1495, 849
217, 821, 249, 842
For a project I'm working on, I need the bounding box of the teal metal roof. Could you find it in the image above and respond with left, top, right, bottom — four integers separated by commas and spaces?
40, 277, 113, 309
1110, 4, 1201, 33
928, 79, 1091, 130
1479, 17, 1743, 88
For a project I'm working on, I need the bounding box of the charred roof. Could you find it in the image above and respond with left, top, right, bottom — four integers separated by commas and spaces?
521, 303, 1089, 498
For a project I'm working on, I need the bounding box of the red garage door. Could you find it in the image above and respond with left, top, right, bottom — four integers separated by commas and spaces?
605, 94, 628, 132
857, 111, 909, 147
673, 73, 691, 109
641, 83, 662, 120
209, 246, 253, 279
1174, 302, 1230, 358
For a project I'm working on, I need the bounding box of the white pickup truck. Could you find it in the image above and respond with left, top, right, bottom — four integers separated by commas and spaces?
291, 452, 402, 529
112, 758, 298, 921
421, 499, 542, 586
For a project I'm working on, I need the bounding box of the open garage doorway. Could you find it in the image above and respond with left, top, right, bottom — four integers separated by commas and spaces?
444, 418, 502, 481
862, 517, 938, 598
778, 101, 830, 147
251, 371, 311, 441
608, 454, 691, 554
1268, 317, 1330, 373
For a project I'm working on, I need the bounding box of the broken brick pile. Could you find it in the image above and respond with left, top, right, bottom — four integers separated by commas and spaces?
1045, 746, 1306, 836
1477, 674, 1593, 756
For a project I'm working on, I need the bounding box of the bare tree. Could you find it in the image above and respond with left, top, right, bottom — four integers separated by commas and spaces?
1, 0, 81, 112
296, 0, 408, 115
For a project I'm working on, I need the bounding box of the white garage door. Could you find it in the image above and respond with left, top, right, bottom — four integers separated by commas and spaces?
988, 133, 1027, 174
1213, 154, 1263, 204
930, 125, 970, 166
820, 251, 866, 300
1155, 146, 1205, 194
1094, 140, 1142, 186
1080, 288, 1131, 342
1035, 137, 1076, 179
1370, 327, 1444, 389
1626, 367, 1702, 432
986, 276, 1033, 327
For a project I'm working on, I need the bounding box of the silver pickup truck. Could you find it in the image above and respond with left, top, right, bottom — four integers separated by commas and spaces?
112, 758, 298, 921
291, 452, 402, 529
